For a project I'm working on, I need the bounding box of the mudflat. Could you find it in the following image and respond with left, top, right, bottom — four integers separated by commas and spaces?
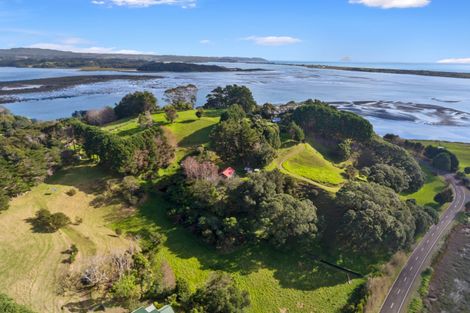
0, 74, 161, 98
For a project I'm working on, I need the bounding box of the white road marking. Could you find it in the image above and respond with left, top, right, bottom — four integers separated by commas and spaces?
390, 302, 394, 309
397, 289, 401, 295
379, 182, 467, 313
404, 276, 408, 282
410, 266, 413, 271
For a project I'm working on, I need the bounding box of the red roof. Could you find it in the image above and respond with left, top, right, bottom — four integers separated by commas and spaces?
221, 167, 235, 178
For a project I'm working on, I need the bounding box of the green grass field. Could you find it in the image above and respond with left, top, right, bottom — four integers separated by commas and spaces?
403, 165, 447, 208
104, 109, 221, 147
114, 194, 365, 313
279, 143, 344, 186
0, 166, 132, 313
417, 141, 470, 170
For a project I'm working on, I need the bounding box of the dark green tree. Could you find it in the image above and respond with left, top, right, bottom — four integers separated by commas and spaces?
189, 272, 250, 313
259, 193, 317, 247
220, 104, 246, 122
210, 119, 275, 167
434, 187, 454, 204
205, 85, 257, 113
432, 152, 452, 172
114, 91, 158, 118
367, 163, 410, 193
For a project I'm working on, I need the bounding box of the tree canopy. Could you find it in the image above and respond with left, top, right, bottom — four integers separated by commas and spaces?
205, 85, 257, 113
292, 100, 373, 141
114, 91, 158, 119
336, 181, 436, 256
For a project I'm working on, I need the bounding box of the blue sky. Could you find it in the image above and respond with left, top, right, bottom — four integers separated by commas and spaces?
0, 0, 469, 62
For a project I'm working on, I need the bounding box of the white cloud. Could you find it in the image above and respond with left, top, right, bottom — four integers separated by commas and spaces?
243, 36, 301, 46
92, 0, 196, 8
28, 42, 154, 55
437, 58, 470, 64
199, 39, 211, 44
349, 0, 430, 9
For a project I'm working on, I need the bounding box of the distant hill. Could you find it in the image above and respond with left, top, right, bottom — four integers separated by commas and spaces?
0, 48, 268, 64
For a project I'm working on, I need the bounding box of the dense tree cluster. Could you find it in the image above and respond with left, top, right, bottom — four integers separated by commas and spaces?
210, 117, 279, 168
114, 91, 158, 119
359, 139, 425, 193
205, 85, 257, 113
292, 100, 373, 141
383, 134, 425, 154
71, 121, 174, 177
424, 145, 459, 172
0, 108, 65, 211
336, 182, 438, 256
367, 163, 410, 193
167, 169, 317, 250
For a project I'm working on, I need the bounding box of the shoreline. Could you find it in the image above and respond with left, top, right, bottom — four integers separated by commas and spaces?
281, 63, 470, 79
0, 74, 162, 100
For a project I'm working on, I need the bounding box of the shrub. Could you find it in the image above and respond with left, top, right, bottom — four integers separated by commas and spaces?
0, 293, 36, 313
189, 273, 250, 313
66, 189, 77, 196
176, 277, 192, 303
287, 121, 305, 142
69, 244, 78, 263
164, 105, 178, 123
111, 274, 141, 309
465, 167, 470, 174
195, 108, 204, 119
32, 209, 71, 232
74, 216, 83, 225
434, 187, 454, 205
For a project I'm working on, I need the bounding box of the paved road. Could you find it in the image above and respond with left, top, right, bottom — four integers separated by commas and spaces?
380, 175, 469, 313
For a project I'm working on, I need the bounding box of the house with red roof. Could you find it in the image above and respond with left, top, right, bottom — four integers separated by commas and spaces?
221, 167, 235, 179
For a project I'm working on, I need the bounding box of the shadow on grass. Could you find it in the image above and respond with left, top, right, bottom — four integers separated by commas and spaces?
179, 125, 215, 147
115, 193, 364, 291
45, 164, 112, 195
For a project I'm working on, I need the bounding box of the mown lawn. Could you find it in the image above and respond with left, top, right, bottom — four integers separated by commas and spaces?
282, 144, 344, 186
114, 194, 365, 313
402, 165, 446, 208
103, 109, 221, 147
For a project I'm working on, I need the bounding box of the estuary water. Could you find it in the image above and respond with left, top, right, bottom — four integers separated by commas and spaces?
1, 63, 470, 142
